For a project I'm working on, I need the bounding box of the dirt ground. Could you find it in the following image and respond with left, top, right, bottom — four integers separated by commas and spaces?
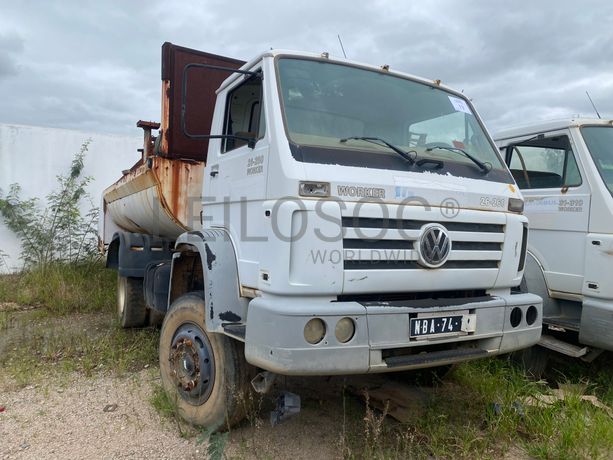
0, 304, 353, 459
1, 368, 535, 460
0, 369, 362, 459
0, 370, 203, 459
0, 304, 539, 459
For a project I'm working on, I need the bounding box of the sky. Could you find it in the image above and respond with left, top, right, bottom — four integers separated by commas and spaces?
1, 0, 612, 136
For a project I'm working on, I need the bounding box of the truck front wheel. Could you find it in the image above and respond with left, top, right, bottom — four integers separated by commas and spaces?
117, 275, 147, 328
159, 293, 251, 431
510, 346, 549, 378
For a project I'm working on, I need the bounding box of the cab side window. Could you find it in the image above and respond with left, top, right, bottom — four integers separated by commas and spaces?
508, 135, 581, 189
222, 75, 265, 153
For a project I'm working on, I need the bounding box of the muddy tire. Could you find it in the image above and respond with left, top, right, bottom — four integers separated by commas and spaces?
159, 293, 251, 431
117, 275, 147, 328
510, 346, 549, 378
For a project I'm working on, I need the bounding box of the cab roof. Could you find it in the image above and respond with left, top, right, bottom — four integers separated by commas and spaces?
494, 118, 613, 142
218, 49, 465, 98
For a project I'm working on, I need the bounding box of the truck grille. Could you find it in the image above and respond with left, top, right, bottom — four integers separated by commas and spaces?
342, 216, 504, 270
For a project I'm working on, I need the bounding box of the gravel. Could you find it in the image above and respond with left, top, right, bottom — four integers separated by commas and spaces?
0, 370, 203, 460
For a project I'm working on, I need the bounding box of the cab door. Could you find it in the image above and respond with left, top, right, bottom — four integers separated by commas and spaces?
204, 68, 270, 287
505, 130, 591, 296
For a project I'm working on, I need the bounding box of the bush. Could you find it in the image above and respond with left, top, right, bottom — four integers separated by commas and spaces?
0, 140, 99, 268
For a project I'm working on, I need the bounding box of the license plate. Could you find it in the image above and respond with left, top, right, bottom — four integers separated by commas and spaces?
410, 315, 464, 338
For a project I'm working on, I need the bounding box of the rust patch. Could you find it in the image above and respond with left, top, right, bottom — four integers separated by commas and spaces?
136, 120, 160, 159
102, 156, 203, 237
103, 168, 157, 203
160, 80, 171, 155
154, 157, 204, 228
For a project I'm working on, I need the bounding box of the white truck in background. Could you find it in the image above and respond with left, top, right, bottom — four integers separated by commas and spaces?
495, 118, 613, 368
100, 42, 542, 430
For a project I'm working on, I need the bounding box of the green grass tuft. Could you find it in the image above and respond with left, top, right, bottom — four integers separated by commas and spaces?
0, 262, 116, 314
150, 383, 179, 419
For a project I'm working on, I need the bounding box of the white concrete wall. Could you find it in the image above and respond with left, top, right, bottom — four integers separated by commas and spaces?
0, 123, 141, 272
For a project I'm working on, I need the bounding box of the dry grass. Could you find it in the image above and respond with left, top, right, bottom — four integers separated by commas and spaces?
0, 263, 158, 388
0, 261, 115, 314
337, 357, 613, 460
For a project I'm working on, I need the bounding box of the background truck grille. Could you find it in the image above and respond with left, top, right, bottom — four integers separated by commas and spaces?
342, 216, 504, 270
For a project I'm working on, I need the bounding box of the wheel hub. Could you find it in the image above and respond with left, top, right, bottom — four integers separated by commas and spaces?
169, 323, 214, 405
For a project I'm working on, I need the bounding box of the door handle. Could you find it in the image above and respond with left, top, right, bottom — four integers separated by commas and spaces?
210, 170, 219, 177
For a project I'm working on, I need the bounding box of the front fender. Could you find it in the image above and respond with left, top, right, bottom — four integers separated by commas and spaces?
171, 230, 248, 333
524, 250, 558, 317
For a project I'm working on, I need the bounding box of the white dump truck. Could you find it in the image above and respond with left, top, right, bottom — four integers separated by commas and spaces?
100, 43, 542, 430
495, 118, 613, 367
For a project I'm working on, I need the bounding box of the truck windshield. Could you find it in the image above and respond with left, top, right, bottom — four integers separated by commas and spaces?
276, 57, 511, 183
581, 126, 613, 195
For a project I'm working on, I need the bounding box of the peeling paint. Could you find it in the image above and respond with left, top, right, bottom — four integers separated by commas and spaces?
219, 311, 241, 322
204, 243, 216, 270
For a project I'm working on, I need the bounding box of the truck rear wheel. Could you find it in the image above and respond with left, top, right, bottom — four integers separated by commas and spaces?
117, 275, 147, 328
159, 293, 251, 431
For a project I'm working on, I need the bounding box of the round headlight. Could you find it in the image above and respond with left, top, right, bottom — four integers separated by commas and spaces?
304, 318, 326, 344
335, 317, 355, 343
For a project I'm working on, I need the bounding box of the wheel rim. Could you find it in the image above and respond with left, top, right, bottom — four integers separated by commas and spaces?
169, 322, 215, 405
117, 277, 126, 317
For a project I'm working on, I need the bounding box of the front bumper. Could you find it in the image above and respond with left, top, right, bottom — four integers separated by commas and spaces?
244, 292, 543, 375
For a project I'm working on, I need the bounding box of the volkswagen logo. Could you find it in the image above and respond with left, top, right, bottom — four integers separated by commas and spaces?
417, 224, 451, 268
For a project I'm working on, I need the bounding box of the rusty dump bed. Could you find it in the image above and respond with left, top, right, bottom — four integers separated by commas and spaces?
103, 155, 204, 239
101, 43, 244, 242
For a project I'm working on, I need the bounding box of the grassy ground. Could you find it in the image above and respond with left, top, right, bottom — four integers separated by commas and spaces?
336, 358, 613, 459
0, 261, 116, 314
2, 264, 613, 459
0, 263, 159, 388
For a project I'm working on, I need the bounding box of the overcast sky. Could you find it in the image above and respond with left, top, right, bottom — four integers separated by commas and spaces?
1, 0, 612, 136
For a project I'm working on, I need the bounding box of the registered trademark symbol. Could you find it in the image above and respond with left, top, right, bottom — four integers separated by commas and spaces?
440, 198, 460, 218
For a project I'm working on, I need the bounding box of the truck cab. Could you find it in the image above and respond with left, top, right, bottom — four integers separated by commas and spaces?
495, 118, 613, 361
101, 44, 542, 430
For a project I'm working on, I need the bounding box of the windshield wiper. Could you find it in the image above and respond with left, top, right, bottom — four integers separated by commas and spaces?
340, 136, 416, 165
425, 145, 491, 173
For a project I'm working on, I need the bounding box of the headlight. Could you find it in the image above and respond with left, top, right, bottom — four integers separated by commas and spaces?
335, 317, 355, 343
304, 318, 326, 344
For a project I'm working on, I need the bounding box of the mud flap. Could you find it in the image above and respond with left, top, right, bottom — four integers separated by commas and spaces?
144, 261, 172, 313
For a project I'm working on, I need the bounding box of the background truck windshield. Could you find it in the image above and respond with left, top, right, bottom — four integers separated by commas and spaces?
581, 126, 613, 195
277, 57, 510, 183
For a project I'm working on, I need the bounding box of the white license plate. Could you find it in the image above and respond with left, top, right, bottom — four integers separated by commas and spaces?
410, 311, 476, 339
